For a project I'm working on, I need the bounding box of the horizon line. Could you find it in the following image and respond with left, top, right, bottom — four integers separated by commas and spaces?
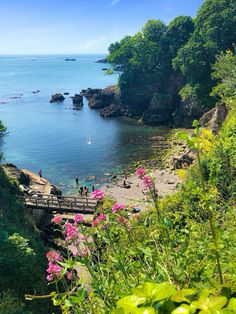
0, 52, 108, 56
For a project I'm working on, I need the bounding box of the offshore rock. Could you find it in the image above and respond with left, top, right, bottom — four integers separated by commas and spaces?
50, 93, 65, 103
199, 103, 228, 134
71, 94, 83, 109
95, 57, 108, 63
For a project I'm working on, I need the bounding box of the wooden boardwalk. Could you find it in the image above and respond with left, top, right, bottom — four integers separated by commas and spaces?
17, 193, 97, 214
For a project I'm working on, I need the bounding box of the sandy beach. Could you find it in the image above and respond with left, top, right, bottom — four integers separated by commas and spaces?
104, 168, 182, 210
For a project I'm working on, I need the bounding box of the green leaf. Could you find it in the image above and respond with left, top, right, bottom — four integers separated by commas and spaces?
225, 298, 236, 312
171, 304, 191, 314
135, 308, 155, 314
192, 295, 227, 311
133, 282, 176, 303
117, 295, 146, 312
171, 289, 197, 304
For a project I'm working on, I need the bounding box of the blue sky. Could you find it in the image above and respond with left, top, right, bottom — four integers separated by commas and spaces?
0, 0, 204, 54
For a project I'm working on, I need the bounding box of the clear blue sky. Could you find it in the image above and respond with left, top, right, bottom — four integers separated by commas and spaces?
0, 0, 204, 54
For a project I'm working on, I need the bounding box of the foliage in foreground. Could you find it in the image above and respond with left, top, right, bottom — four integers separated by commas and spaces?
27, 96, 236, 313
0, 166, 53, 313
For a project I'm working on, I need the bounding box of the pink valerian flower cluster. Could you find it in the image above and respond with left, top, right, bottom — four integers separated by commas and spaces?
112, 203, 125, 214
142, 175, 154, 191
66, 271, 73, 280
46, 251, 62, 263
74, 214, 85, 225
47, 263, 63, 282
135, 168, 146, 178
117, 215, 128, 226
91, 189, 105, 200
64, 223, 78, 241
46, 251, 63, 281
117, 216, 132, 232
51, 216, 62, 224
91, 213, 107, 228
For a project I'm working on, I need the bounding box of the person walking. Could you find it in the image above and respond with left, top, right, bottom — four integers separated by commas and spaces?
39, 169, 42, 179
75, 177, 79, 186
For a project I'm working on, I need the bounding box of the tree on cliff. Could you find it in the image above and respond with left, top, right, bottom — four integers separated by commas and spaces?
173, 0, 236, 106
108, 16, 194, 114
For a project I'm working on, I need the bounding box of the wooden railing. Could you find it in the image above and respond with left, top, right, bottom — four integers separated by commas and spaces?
16, 193, 97, 214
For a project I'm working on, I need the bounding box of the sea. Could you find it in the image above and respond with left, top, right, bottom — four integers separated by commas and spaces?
0, 54, 167, 194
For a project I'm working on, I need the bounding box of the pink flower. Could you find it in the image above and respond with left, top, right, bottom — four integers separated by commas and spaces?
97, 213, 107, 221
64, 223, 78, 241
135, 168, 146, 178
127, 223, 132, 232
112, 203, 125, 214
142, 175, 154, 191
91, 189, 105, 200
46, 251, 62, 263
79, 234, 87, 241
66, 271, 73, 280
117, 215, 127, 226
46, 262, 63, 281
51, 216, 62, 224
81, 246, 88, 257
74, 214, 85, 224
91, 219, 99, 227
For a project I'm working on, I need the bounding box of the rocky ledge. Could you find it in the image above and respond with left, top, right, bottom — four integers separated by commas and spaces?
2, 163, 61, 235
2, 163, 61, 196
80, 84, 228, 129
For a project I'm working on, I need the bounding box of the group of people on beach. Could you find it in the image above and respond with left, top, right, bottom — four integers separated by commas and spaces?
75, 176, 94, 197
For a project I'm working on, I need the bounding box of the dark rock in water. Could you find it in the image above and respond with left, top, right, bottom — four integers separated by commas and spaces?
100, 103, 121, 117
50, 93, 65, 103
199, 103, 228, 134
64, 92, 70, 95
80, 88, 102, 100
102, 68, 108, 71
65, 58, 76, 61
173, 99, 206, 128
71, 94, 83, 110
95, 57, 108, 63
81, 86, 116, 109
142, 93, 174, 126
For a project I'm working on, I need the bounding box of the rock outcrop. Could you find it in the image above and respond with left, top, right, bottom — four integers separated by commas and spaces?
81, 86, 117, 109
100, 103, 121, 117
173, 99, 206, 128
142, 93, 174, 126
50, 93, 65, 103
95, 57, 108, 63
2, 164, 61, 196
2, 164, 61, 235
71, 94, 83, 109
199, 103, 228, 134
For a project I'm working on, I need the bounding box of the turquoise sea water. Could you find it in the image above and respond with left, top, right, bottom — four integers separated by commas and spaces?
0, 55, 166, 194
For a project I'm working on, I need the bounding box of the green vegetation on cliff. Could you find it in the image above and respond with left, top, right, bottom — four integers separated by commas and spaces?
107, 0, 236, 125
0, 165, 53, 313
